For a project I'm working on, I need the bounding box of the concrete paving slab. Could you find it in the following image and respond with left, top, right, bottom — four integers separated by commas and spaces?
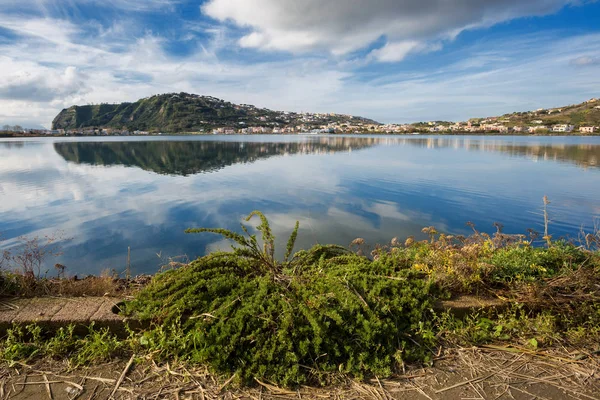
90, 298, 124, 321
50, 297, 104, 323
12, 297, 64, 323
0, 298, 32, 322
0, 297, 128, 335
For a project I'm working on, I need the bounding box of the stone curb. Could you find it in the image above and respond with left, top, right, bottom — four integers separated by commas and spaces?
0, 297, 133, 337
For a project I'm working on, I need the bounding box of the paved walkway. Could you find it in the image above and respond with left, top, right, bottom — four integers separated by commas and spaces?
0, 297, 128, 335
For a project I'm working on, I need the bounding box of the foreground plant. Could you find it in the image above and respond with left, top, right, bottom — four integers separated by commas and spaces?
127, 211, 436, 386
2, 210, 598, 389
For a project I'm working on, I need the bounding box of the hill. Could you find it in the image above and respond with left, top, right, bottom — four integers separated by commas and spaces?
51, 93, 379, 133
482, 98, 600, 127
380, 97, 600, 134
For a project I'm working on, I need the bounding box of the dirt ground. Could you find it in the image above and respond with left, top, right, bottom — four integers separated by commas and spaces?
0, 346, 598, 400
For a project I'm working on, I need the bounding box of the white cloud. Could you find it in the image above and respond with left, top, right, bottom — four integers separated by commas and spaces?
369, 40, 443, 63
0, 16, 79, 46
1, 0, 180, 13
202, 0, 574, 59
0, 58, 87, 102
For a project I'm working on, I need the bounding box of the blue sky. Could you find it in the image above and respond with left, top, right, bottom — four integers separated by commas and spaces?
0, 0, 599, 128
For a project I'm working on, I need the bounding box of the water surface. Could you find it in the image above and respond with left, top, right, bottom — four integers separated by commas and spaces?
1, 135, 599, 275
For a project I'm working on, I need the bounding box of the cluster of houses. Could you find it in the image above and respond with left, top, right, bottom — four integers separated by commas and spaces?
212, 122, 380, 135
212, 126, 300, 135
13, 128, 155, 136
352, 122, 597, 134
30, 123, 597, 136
423, 123, 597, 134
5, 121, 599, 136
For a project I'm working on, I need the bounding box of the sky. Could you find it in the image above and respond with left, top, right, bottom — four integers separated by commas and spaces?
0, 0, 599, 128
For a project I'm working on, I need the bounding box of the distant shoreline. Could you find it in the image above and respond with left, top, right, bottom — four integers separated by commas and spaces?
2, 132, 600, 138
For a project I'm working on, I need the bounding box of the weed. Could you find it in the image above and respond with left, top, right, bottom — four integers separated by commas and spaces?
0, 324, 128, 368
1, 325, 43, 362
0, 231, 71, 296
73, 324, 124, 366
45, 325, 77, 358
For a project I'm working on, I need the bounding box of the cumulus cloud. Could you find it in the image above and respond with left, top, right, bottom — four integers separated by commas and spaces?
202, 0, 574, 60
0, 61, 87, 102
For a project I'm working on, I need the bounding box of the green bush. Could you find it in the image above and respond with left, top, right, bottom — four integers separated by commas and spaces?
127, 212, 437, 386
486, 241, 588, 284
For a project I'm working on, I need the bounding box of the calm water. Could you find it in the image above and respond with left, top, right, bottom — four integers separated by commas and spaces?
1, 135, 599, 276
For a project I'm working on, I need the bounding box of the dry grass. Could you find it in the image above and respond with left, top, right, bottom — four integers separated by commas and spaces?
512, 265, 600, 309
0, 346, 598, 399
47, 275, 151, 298
0, 275, 151, 299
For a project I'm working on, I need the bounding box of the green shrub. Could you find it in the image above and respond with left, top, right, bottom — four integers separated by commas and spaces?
127, 212, 437, 386
487, 241, 589, 284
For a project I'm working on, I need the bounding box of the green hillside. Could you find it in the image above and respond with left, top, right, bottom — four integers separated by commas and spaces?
496, 98, 600, 127
51, 93, 378, 132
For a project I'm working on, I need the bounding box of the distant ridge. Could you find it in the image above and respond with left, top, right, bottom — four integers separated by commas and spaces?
485, 97, 600, 127
52, 93, 379, 133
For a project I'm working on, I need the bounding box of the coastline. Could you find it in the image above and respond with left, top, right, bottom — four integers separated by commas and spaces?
2, 131, 600, 138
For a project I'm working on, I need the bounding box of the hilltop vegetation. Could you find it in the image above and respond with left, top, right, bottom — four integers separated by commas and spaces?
496, 98, 600, 127
51, 93, 378, 133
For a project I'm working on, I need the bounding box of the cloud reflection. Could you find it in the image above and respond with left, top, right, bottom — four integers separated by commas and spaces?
0, 135, 598, 276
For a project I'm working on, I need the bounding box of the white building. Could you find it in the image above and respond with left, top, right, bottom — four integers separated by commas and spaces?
579, 126, 597, 134
552, 124, 575, 133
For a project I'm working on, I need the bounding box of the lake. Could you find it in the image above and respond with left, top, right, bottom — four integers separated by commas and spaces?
1, 135, 599, 276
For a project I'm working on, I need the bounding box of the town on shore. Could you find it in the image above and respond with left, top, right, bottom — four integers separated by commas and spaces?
2, 97, 599, 137
4, 121, 598, 137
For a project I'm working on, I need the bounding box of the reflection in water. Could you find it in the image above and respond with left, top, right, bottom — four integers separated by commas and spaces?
394, 137, 600, 169
0, 142, 26, 149
0, 135, 599, 276
54, 137, 380, 175
53, 136, 600, 174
